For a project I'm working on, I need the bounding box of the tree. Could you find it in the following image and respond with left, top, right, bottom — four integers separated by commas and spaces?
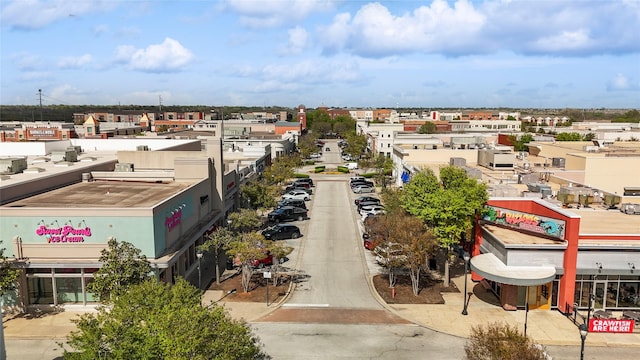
227, 209, 263, 233
332, 115, 356, 138
63, 279, 268, 359
392, 215, 438, 296
509, 133, 534, 152
401, 166, 488, 287
86, 238, 153, 302
371, 153, 393, 188
0, 241, 21, 360
344, 133, 368, 159
555, 132, 582, 141
240, 180, 279, 212
226, 232, 271, 293
417, 122, 437, 134
465, 322, 548, 360
267, 241, 294, 286
198, 228, 236, 285
263, 156, 298, 186
0, 241, 20, 294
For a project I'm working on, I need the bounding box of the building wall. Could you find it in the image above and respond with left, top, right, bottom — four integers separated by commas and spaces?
583, 156, 640, 195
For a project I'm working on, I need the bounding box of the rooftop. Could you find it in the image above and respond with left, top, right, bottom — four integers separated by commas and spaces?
3, 180, 189, 208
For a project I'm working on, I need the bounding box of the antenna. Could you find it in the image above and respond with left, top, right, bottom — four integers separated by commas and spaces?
159, 95, 163, 113
38, 89, 43, 121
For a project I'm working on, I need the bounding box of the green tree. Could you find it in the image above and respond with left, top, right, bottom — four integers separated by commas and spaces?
401, 166, 488, 287
465, 322, 547, 360
296, 133, 319, 159
240, 179, 279, 212
227, 209, 263, 233
380, 187, 405, 217
344, 133, 368, 160
371, 153, 393, 188
263, 156, 298, 186
86, 238, 153, 302
198, 228, 236, 285
509, 133, 534, 152
0, 241, 20, 294
417, 122, 437, 134
226, 232, 271, 293
332, 115, 356, 137
63, 279, 268, 359
555, 132, 582, 141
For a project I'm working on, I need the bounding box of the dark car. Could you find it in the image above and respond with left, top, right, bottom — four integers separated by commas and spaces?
285, 184, 313, 194
277, 198, 307, 210
354, 196, 380, 206
267, 206, 308, 223
262, 224, 302, 240
294, 178, 314, 187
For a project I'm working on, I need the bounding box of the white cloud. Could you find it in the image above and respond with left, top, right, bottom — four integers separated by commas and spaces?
279, 27, 310, 55
317, 0, 640, 57
607, 73, 639, 91
12, 52, 41, 71
529, 30, 593, 53
320, 0, 486, 57
114, 38, 194, 72
0, 0, 116, 30
58, 54, 93, 69
224, 0, 337, 28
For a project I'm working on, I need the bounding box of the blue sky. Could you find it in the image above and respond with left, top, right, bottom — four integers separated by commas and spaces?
1, 0, 639, 109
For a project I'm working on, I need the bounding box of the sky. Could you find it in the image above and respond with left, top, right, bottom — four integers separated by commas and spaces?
1, 0, 639, 109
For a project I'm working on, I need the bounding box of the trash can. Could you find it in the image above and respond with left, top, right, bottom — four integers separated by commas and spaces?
225, 259, 234, 270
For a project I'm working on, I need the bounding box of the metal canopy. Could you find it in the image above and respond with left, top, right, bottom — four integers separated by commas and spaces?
470, 253, 556, 286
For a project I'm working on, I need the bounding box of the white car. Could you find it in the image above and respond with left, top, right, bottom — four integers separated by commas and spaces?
352, 185, 375, 193
282, 190, 310, 201
360, 205, 385, 217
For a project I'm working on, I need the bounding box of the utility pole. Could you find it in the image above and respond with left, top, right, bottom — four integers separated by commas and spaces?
38, 89, 43, 122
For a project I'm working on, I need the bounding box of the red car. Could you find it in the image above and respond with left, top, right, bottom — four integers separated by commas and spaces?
250, 252, 286, 268
363, 233, 376, 250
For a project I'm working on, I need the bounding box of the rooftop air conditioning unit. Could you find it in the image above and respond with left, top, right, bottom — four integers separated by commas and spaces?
115, 163, 134, 172
137, 145, 150, 151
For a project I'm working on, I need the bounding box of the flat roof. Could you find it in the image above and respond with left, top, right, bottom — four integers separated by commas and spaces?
3, 180, 189, 208
483, 224, 563, 245
573, 208, 640, 235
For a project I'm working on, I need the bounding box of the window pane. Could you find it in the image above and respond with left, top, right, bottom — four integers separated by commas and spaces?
55, 268, 81, 274
28, 278, 54, 304
27, 268, 52, 274
84, 277, 98, 303
56, 277, 83, 304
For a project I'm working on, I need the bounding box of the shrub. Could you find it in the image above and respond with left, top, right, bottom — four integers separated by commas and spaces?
293, 173, 310, 178
360, 172, 376, 178
337, 166, 349, 173
464, 322, 548, 360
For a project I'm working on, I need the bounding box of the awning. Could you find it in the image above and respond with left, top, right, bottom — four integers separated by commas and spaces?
470, 253, 556, 286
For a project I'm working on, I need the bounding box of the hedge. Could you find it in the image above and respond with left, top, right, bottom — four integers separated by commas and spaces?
293, 173, 310, 178
337, 166, 349, 173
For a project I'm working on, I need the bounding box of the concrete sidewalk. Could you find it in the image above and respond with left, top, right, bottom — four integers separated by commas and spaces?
3, 278, 640, 349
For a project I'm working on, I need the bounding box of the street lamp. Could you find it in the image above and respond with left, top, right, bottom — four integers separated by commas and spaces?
196, 251, 203, 290
226, 218, 232, 230
462, 251, 470, 316
579, 323, 588, 360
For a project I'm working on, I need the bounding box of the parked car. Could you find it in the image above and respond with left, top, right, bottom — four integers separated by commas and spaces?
268, 206, 308, 222
352, 185, 375, 194
357, 201, 382, 213
285, 184, 313, 194
355, 196, 380, 206
363, 233, 376, 250
350, 180, 374, 188
282, 190, 310, 201
350, 176, 366, 183
294, 178, 314, 187
261, 224, 302, 240
277, 198, 307, 210
360, 204, 385, 217
325, 147, 331, 151
251, 252, 285, 268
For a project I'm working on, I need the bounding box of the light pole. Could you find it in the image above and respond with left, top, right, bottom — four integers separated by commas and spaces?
196, 251, 203, 290
579, 323, 588, 360
226, 218, 232, 230
462, 251, 470, 315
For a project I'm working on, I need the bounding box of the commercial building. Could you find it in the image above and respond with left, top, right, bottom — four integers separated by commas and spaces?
471, 198, 639, 316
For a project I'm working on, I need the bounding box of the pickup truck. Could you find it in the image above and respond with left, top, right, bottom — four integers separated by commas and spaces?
267, 206, 308, 223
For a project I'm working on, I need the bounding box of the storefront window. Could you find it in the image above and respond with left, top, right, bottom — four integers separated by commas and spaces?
83, 277, 98, 303
55, 268, 81, 274
28, 278, 54, 304
618, 281, 639, 308
56, 277, 83, 304
27, 268, 52, 274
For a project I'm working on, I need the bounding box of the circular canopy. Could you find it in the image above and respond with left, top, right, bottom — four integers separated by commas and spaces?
470, 253, 556, 286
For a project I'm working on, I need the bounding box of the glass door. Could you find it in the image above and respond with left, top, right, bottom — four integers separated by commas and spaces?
593, 281, 606, 310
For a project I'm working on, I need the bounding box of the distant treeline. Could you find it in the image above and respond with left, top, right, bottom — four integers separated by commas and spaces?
0, 105, 637, 123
